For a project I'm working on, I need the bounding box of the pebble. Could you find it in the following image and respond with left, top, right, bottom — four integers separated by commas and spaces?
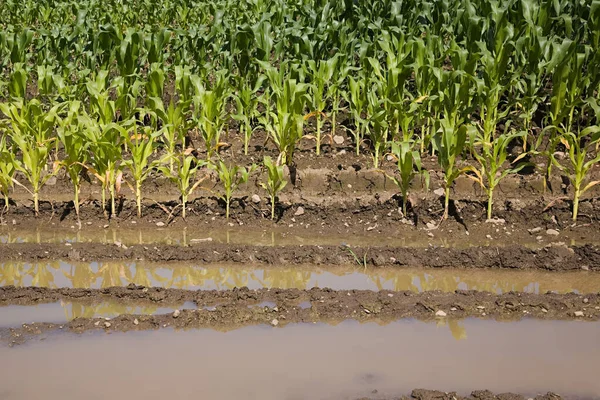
133, 319, 139, 325
426, 221, 436, 230
294, 207, 305, 216
104, 322, 111, 328
156, 221, 165, 227
251, 194, 261, 204
333, 135, 345, 145
546, 229, 559, 236
271, 319, 279, 327
574, 311, 584, 317
433, 188, 445, 196
427, 232, 434, 238
486, 235, 492, 239
387, 294, 394, 297
435, 310, 447, 317
583, 298, 589, 304
536, 236, 542, 241
528, 227, 542, 234
173, 309, 181, 318
190, 238, 213, 243
477, 306, 485, 310
94, 321, 100, 326
485, 218, 506, 224
582, 265, 590, 271
542, 308, 548, 313
450, 307, 457, 311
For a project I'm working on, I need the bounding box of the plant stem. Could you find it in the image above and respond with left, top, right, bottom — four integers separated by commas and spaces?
226, 198, 230, 220
316, 113, 322, 156
573, 188, 580, 222
182, 194, 187, 219
101, 186, 107, 218
487, 189, 493, 220
443, 185, 450, 220
271, 196, 275, 220
136, 182, 142, 218
33, 190, 39, 216
74, 184, 80, 218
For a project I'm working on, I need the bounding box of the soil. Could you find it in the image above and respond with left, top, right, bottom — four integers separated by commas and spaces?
1, 286, 598, 345
1, 241, 598, 271
363, 389, 564, 400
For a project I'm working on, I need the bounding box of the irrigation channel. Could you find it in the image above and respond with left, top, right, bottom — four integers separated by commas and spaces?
0, 224, 599, 400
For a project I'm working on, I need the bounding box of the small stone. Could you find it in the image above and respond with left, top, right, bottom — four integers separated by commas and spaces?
581, 265, 590, 271
364, 309, 371, 314
104, 317, 111, 321
190, 238, 213, 243
294, 206, 305, 216
482, 313, 486, 316
251, 194, 261, 204
574, 311, 584, 317
427, 232, 434, 238
94, 321, 100, 326
367, 225, 377, 231
435, 310, 447, 317
103, 224, 109, 229
387, 294, 394, 297
486, 235, 492, 239
583, 298, 589, 304
536, 236, 542, 241
477, 306, 485, 310
546, 229, 559, 236
333, 135, 345, 145
450, 307, 457, 311
133, 319, 139, 325
104, 322, 111, 328
542, 308, 548, 313
338, 150, 347, 155
173, 309, 181, 318
485, 218, 506, 224
426, 221, 436, 230
156, 221, 165, 227
271, 319, 279, 327
528, 227, 542, 234
433, 188, 445, 197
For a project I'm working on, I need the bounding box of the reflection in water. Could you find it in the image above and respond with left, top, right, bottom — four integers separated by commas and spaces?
2, 319, 600, 399
0, 301, 197, 327
1, 261, 598, 294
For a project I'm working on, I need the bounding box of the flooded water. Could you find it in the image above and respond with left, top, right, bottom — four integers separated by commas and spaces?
0, 225, 574, 248
0, 301, 196, 327
1, 319, 599, 399
1, 260, 598, 294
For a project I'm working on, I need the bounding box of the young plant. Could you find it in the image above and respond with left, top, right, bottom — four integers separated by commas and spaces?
469, 127, 529, 220
554, 125, 600, 222
232, 74, 266, 155
0, 136, 17, 212
158, 154, 206, 220
149, 97, 190, 173
209, 161, 257, 220
192, 71, 230, 159
260, 156, 287, 220
346, 75, 367, 156
433, 120, 472, 220
0, 100, 63, 215
57, 101, 89, 220
386, 141, 429, 216
122, 121, 162, 218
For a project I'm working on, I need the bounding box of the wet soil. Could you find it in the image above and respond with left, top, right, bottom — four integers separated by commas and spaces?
0, 242, 598, 271
392, 389, 564, 400
1, 286, 598, 345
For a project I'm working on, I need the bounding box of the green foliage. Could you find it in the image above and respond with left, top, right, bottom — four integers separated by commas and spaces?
386, 141, 429, 216
209, 160, 257, 220
260, 156, 287, 220
158, 154, 207, 219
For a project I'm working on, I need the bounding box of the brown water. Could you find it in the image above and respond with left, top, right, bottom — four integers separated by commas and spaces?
0, 225, 574, 248
0, 301, 197, 327
1, 319, 599, 399
1, 260, 598, 294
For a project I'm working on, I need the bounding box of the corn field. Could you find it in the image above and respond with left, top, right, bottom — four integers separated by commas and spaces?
1, 0, 599, 221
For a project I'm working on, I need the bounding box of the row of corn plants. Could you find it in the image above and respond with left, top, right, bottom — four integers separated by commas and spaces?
0, 0, 599, 222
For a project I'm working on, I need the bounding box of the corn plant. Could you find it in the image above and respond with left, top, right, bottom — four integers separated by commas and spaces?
81, 115, 128, 218
157, 154, 207, 219
232, 74, 266, 156
192, 70, 231, 159
260, 156, 287, 220
56, 101, 89, 220
304, 55, 338, 155
469, 126, 529, 220
553, 123, 600, 222
0, 99, 63, 215
346, 75, 367, 156
149, 97, 190, 173
122, 120, 163, 218
209, 160, 257, 220
0, 136, 17, 212
386, 141, 429, 216
258, 61, 309, 166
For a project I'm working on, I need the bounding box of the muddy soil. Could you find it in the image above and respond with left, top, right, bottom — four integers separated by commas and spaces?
1, 286, 598, 345
377, 389, 563, 400
1, 242, 598, 271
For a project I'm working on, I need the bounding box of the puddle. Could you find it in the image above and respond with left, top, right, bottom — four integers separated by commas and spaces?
298, 301, 312, 309
0, 225, 586, 248
1, 260, 599, 294
0, 301, 196, 328
1, 319, 599, 399
249, 301, 277, 309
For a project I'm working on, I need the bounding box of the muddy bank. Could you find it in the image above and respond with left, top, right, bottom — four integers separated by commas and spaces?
1, 242, 599, 271
1, 287, 598, 344
364, 389, 563, 400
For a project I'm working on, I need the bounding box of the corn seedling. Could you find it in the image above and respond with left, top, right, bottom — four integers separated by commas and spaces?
232, 74, 266, 155
0, 136, 17, 212
386, 141, 429, 216
260, 156, 287, 220
157, 154, 207, 220
209, 160, 257, 220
